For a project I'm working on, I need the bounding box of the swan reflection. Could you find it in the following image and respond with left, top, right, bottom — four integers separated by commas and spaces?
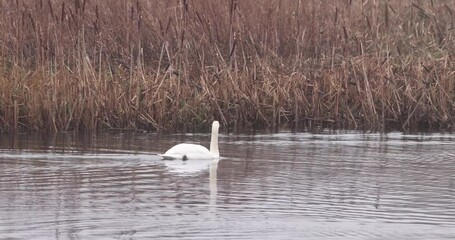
209, 159, 219, 207
163, 159, 214, 174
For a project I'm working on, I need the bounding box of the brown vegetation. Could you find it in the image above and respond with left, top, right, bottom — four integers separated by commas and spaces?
0, 0, 454, 132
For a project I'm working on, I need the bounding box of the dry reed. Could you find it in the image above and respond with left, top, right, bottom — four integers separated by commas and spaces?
0, 0, 454, 132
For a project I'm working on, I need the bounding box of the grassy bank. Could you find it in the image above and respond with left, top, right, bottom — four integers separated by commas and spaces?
0, 0, 454, 132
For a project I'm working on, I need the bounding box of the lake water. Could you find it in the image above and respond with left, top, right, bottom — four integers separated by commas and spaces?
0, 131, 454, 239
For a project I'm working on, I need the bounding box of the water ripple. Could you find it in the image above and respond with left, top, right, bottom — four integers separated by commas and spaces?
1, 132, 455, 239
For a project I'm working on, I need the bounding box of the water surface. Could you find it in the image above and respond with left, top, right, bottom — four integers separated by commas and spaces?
0, 132, 454, 239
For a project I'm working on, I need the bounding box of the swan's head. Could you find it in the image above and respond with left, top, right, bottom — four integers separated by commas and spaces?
210, 121, 220, 158
212, 121, 220, 131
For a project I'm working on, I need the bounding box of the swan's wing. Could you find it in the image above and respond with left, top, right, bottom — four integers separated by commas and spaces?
163, 143, 213, 160
164, 143, 209, 154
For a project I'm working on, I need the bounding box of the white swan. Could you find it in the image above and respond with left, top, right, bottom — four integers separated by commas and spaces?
162, 121, 220, 160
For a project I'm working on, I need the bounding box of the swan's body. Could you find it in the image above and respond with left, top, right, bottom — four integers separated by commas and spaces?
162, 121, 220, 160
163, 143, 215, 160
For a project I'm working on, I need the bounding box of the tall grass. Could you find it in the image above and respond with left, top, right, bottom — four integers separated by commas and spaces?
0, 0, 454, 132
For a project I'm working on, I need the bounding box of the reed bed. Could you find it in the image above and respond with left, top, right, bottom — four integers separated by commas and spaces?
0, 0, 454, 132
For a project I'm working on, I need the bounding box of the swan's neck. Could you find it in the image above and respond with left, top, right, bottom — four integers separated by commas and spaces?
210, 124, 219, 158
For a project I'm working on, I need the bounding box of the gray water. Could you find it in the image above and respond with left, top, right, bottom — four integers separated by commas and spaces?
0, 131, 454, 239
